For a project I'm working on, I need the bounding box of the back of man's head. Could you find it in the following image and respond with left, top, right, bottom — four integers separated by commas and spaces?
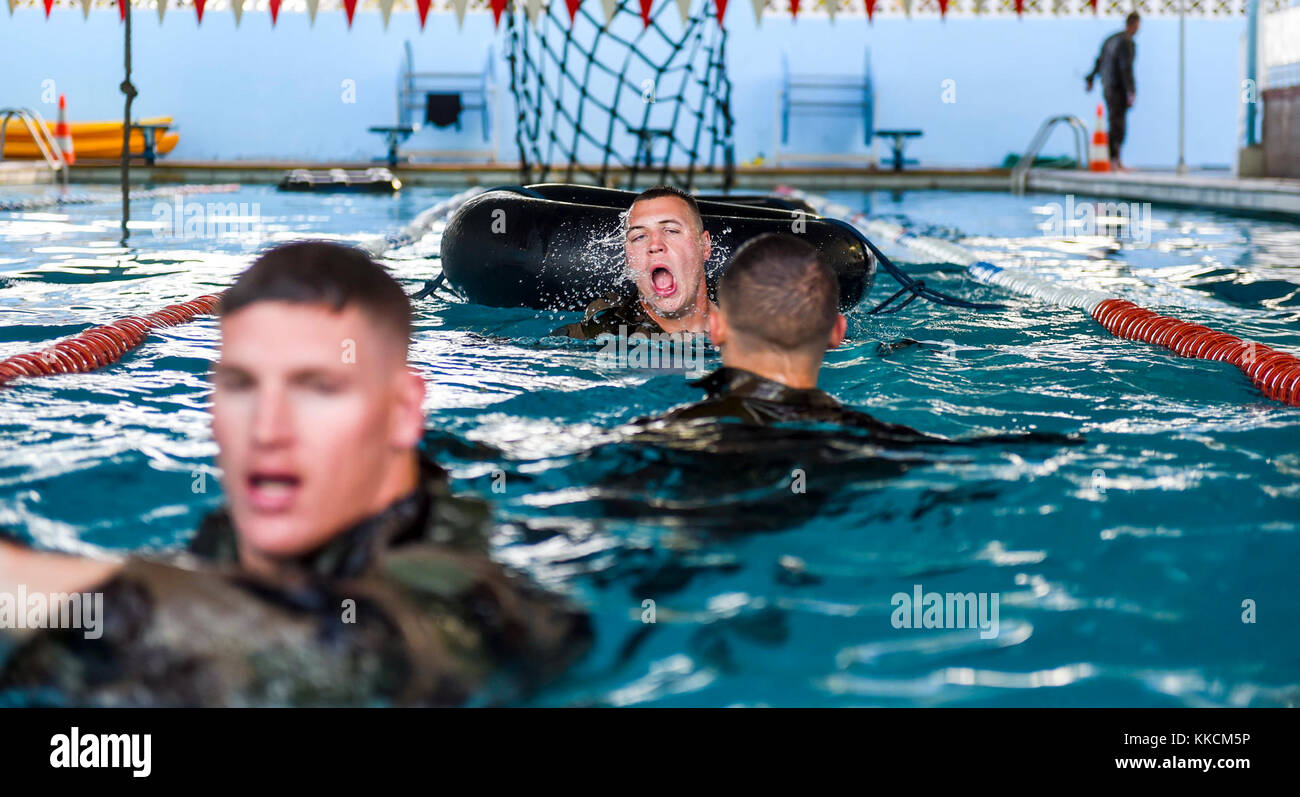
629, 185, 704, 234
221, 241, 412, 357
717, 233, 839, 354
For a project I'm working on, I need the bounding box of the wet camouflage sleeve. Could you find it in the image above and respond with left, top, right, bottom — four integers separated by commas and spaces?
0, 549, 591, 707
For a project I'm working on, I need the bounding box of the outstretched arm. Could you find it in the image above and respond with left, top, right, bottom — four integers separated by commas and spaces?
1085, 45, 1103, 89
0, 539, 122, 601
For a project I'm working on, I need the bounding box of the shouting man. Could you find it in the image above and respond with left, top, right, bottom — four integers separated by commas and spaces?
554, 185, 716, 340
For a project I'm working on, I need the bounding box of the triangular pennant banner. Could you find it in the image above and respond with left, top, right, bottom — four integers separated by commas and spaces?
78, 0, 91, 19
1089, 0, 1098, 12
865, 0, 875, 22
194, 0, 205, 22
600, 0, 617, 23
937, 0, 947, 17
526, 0, 543, 25
42, 0, 52, 18
639, 0, 652, 26
305, 0, 319, 24
231, 0, 244, 26
789, 0, 798, 19
445, 0, 461, 29
118, 0, 125, 20
7, 0, 17, 16
269, 0, 281, 25
825, 0, 836, 23
715, 0, 728, 27
674, 0, 690, 24
973, 0, 986, 14
568, 0, 583, 22
749, 0, 763, 25
343, 0, 358, 27
901, 0, 911, 18
379, 0, 395, 28
491, 0, 509, 27
1015, 0, 1023, 15
157, 0, 168, 21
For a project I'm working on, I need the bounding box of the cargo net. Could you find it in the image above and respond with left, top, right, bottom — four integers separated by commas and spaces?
505, 0, 735, 191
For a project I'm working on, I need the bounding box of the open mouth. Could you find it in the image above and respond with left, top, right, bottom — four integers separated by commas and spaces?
246, 471, 302, 513
650, 266, 677, 298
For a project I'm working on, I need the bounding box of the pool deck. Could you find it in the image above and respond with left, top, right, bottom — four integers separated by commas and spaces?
1023, 168, 1300, 218
4, 159, 1296, 218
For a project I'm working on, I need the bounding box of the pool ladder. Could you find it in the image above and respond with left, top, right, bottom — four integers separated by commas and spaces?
0, 107, 67, 176
1011, 114, 1089, 195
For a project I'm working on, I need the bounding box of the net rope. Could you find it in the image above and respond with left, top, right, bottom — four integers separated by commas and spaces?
505, 0, 735, 190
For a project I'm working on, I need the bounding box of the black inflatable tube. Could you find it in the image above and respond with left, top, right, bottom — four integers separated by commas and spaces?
440, 184, 875, 312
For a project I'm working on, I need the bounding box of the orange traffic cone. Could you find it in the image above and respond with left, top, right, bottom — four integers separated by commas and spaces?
54, 94, 75, 167
1089, 103, 1109, 172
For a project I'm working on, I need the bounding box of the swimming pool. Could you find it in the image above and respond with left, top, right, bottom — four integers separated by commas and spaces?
1, 184, 1297, 706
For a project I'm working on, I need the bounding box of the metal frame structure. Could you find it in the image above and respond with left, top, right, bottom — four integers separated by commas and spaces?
773, 48, 875, 168
394, 39, 497, 163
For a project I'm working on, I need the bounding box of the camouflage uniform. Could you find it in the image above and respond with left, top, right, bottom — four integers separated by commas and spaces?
0, 457, 592, 706
651, 367, 941, 442
551, 292, 665, 341
647, 367, 1081, 447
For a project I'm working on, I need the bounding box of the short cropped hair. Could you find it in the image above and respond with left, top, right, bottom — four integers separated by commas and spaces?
628, 185, 704, 235
717, 233, 839, 351
1126, 11, 1140, 25
221, 241, 412, 352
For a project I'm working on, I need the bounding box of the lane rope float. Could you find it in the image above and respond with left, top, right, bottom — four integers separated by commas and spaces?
1091, 298, 1300, 406
782, 187, 1300, 407
967, 264, 1300, 408
358, 185, 486, 257
0, 187, 486, 386
0, 293, 224, 387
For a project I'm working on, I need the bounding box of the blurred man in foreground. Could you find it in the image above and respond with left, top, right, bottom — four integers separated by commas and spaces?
0, 241, 591, 706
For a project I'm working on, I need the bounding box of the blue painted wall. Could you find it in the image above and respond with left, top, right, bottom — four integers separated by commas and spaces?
3, 8, 1245, 168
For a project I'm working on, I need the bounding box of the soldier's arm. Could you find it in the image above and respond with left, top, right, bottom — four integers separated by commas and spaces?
0, 540, 122, 630
1085, 41, 1104, 84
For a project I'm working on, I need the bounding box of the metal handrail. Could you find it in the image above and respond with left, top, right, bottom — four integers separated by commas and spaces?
1011, 114, 1088, 194
0, 107, 66, 172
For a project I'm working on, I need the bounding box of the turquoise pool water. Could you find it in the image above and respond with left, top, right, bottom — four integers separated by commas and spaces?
1, 184, 1297, 706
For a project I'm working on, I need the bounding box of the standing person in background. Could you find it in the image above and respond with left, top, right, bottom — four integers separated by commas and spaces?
1086, 12, 1140, 171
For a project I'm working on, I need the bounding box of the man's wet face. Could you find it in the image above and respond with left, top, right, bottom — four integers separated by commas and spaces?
210, 302, 415, 561
624, 196, 711, 319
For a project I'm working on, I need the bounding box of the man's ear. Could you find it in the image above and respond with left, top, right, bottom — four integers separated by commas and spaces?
700, 229, 711, 263
828, 314, 848, 349
708, 306, 727, 347
392, 365, 427, 449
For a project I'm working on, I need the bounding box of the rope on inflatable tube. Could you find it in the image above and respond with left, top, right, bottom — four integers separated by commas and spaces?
772, 186, 1004, 315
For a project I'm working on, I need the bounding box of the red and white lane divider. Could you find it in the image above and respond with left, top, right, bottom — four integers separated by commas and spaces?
0, 294, 224, 387
778, 186, 1300, 407
0, 187, 486, 388
1092, 299, 1300, 405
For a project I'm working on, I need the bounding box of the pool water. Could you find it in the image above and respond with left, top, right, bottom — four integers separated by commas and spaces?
1, 184, 1297, 707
